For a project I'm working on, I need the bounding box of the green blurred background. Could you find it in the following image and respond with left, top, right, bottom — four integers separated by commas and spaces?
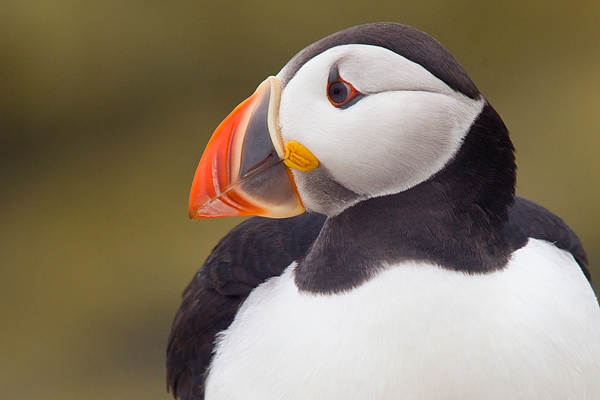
1, 1, 599, 399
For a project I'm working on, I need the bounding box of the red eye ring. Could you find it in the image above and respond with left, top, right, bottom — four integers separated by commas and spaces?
327, 76, 361, 107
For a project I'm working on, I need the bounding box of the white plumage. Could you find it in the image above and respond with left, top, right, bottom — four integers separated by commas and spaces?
169, 23, 600, 400
207, 239, 600, 399
278, 45, 484, 215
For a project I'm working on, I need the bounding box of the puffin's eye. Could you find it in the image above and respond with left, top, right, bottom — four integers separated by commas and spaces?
328, 82, 350, 104
327, 66, 363, 108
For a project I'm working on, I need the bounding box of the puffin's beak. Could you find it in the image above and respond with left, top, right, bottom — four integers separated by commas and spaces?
189, 77, 313, 219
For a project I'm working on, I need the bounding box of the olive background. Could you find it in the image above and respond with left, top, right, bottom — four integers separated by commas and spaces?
1, 1, 599, 399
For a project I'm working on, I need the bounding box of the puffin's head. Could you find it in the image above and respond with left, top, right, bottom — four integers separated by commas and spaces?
188, 23, 490, 219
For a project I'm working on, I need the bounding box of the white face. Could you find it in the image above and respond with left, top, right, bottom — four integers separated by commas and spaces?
276, 44, 485, 216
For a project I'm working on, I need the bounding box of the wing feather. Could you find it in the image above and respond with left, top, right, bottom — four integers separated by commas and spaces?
166, 213, 326, 400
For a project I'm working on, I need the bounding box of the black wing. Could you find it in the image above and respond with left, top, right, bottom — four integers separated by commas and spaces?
166, 213, 326, 400
508, 195, 592, 285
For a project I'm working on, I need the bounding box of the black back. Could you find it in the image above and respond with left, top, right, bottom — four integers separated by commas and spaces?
509, 196, 591, 283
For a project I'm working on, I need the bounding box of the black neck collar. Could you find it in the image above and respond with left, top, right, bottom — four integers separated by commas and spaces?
294, 103, 527, 294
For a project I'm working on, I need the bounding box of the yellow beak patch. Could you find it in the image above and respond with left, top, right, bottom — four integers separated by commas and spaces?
283, 141, 320, 172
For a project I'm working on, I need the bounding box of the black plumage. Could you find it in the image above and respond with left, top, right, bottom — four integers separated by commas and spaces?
280, 22, 479, 99
508, 196, 591, 284
166, 213, 326, 400
295, 103, 523, 293
166, 196, 592, 399
167, 22, 595, 400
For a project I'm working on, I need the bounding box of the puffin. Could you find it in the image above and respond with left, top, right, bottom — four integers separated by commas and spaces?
166, 22, 600, 400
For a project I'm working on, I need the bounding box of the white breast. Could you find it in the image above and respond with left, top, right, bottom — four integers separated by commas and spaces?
205, 238, 600, 400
